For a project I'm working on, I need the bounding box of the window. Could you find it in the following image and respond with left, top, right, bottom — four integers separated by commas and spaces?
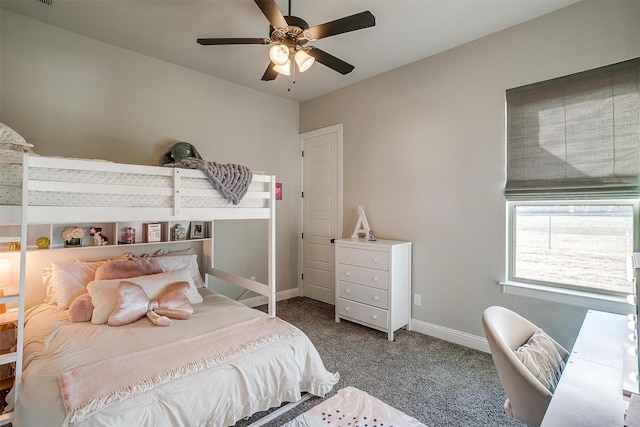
505, 58, 640, 299
510, 202, 636, 296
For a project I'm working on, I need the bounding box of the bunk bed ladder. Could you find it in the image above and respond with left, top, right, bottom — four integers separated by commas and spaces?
0, 154, 28, 425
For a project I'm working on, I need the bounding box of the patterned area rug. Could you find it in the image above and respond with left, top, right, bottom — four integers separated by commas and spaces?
282, 387, 426, 427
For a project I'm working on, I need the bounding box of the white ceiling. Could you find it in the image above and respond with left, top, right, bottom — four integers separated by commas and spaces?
0, 0, 578, 103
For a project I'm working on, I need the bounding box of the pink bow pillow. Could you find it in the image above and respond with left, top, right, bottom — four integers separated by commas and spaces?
108, 281, 194, 327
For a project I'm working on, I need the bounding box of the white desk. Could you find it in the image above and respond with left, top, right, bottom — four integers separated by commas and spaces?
542, 310, 630, 426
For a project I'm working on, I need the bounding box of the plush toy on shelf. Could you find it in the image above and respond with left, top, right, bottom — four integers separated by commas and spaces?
89, 227, 109, 246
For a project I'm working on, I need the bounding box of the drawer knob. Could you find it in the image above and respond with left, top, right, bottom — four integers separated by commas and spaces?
372, 315, 378, 320
345, 307, 350, 312
345, 272, 351, 277
372, 277, 378, 283
373, 296, 378, 301
346, 289, 351, 294
372, 258, 378, 263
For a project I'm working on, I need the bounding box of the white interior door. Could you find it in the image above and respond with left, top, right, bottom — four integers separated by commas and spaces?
300, 124, 342, 305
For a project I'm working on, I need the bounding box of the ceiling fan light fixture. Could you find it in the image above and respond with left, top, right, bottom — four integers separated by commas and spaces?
269, 44, 290, 66
295, 50, 315, 72
272, 60, 292, 76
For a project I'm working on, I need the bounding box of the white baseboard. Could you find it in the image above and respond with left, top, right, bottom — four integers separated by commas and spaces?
411, 319, 490, 353
240, 292, 490, 353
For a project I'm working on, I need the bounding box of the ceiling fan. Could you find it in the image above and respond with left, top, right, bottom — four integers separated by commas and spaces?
197, 0, 375, 81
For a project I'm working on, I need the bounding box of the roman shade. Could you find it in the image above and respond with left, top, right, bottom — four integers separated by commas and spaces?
505, 57, 640, 200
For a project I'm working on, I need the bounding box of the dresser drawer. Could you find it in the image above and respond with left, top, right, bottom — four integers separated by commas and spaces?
337, 298, 389, 330
337, 281, 389, 310
337, 246, 389, 271
336, 264, 389, 290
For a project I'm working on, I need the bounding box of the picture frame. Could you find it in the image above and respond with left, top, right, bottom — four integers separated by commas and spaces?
190, 221, 205, 239
171, 224, 187, 241
144, 223, 162, 243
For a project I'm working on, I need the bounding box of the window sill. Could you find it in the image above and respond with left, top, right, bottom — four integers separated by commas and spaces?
499, 281, 630, 315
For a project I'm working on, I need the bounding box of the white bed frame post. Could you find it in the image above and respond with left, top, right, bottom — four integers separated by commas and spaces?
0, 154, 30, 423
268, 175, 276, 316
14, 155, 28, 401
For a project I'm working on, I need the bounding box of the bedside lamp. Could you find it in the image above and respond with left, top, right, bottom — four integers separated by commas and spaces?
0, 260, 10, 314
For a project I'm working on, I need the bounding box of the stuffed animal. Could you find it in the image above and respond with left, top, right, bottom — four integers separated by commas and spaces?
89, 227, 109, 246
160, 142, 203, 165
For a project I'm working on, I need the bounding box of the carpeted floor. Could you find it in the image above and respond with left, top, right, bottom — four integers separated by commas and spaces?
238, 297, 523, 427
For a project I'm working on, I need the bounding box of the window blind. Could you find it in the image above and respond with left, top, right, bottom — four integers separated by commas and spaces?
505, 57, 640, 200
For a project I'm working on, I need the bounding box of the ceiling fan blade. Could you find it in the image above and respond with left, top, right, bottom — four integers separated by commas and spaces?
197, 38, 270, 46
261, 62, 279, 81
254, 0, 288, 29
307, 47, 355, 75
305, 11, 375, 41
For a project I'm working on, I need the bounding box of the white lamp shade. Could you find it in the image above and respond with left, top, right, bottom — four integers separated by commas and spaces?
269, 44, 290, 66
295, 50, 315, 72
272, 60, 292, 76
0, 260, 10, 288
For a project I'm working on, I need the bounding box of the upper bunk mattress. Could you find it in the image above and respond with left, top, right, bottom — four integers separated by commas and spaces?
0, 159, 267, 209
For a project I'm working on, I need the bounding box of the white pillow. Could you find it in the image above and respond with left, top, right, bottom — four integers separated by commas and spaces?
0, 122, 32, 147
49, 260, 106, 309
42, 267, 55, 305
154, 254, 206, 288
515, 330, 565, 392
87, 269, 203, 325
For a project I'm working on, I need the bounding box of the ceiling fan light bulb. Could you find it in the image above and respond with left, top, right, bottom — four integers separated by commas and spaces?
295, 50, 315, 72
269, 45, 290, 66
273, 60, 292, 76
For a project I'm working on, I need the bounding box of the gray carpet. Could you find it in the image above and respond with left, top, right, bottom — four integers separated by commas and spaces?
238, 297, 524, 427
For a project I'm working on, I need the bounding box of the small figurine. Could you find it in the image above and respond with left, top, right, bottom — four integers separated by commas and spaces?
89, 227, 109, 246
36, 237, 50, 249
368, 229, 377, 241
123, 227, 136, 244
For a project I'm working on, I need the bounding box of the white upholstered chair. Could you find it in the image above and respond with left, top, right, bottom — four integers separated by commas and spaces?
482, 306, 569, 427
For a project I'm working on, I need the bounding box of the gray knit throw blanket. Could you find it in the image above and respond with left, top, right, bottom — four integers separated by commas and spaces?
166, 158, 253, 205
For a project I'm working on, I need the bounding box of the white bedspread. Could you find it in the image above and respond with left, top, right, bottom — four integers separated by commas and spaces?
11, 289, 338, 426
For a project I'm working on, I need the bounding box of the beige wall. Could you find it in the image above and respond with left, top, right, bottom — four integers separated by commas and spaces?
0, 11, 301, 295
300, 1, 640, 348
3, 1, 640, 348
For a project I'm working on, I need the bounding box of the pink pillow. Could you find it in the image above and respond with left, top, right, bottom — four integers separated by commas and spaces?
95, 258, 162, 281
68, 294, 94, 323
108, 281, 193, 327
88, 269, 202, 325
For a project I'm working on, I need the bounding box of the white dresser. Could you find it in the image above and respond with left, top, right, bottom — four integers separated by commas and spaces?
335, 238, 412, 341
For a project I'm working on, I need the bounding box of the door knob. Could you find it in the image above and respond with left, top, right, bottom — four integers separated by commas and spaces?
330, 238, 336, 244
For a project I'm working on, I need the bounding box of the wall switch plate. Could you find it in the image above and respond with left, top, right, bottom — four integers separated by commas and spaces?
414, 294, 421, 306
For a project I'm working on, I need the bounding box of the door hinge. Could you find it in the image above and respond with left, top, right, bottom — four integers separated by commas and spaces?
301, 150, 304, 157
301, 233, 303, 239
301, 191, 304, 198
301, 273, 304, 280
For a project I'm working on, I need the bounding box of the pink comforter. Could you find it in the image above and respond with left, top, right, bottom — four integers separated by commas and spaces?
12, 289, 338, 426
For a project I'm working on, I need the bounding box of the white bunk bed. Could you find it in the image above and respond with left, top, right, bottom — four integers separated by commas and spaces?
0, 154, 338, 426
1, 154, 278, 312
